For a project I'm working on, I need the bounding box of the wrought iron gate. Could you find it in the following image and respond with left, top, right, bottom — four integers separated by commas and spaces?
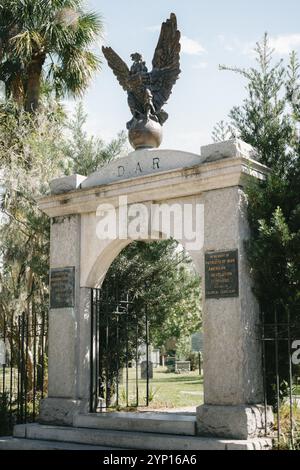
0, 311, 48, 435
260, 304, 300, 449
90, 287, 151, 412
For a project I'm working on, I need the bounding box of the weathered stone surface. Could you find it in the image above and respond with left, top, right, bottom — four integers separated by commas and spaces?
13, 424, 26, 438
74, 412, 197, 436
39, 398, 82, 426
80, 149, 203, 188
3, 423, 273, 450
39, 149, 267, 219
202, 187, 264, 405
50, 215, 80, 268
197, 404, 274, 439
50, 174, 86, 195
224, 438, 272, 450
201, 138, 258, 163
0, 437, 117, 450
175, 361, 191, 373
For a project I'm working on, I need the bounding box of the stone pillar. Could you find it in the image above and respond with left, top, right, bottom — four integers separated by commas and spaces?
196, 186, 273, 439
39, 215, 90, 425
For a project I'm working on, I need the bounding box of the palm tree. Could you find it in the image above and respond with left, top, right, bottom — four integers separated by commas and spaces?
0, 0, 102, 112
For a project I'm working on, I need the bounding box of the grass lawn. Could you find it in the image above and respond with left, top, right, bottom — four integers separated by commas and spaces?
116, 366, 204, 410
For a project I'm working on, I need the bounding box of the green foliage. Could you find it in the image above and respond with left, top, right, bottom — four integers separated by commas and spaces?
0, 0, 102, 111
220, 34, 294, 170
212, 120, 235, 143
103, 240, 202, 350
0, 392, 12, 436
0, 100, 127, 333
62, 103, 129, 176
217, 35, 300, 410
218, 34, 300, 314
186, 351, 202, 372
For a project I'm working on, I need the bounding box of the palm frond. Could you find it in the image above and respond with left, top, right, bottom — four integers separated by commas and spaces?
9, 31, 33, 61
55, 47, 100, 97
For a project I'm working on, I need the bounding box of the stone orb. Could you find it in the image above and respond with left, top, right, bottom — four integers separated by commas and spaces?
128, 119, 163, 150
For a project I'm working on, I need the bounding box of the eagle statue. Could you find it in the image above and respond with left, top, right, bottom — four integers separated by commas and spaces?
102, 13, 181, 149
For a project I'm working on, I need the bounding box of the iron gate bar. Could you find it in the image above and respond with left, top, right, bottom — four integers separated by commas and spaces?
41, 310, 45, 399
105, 300, 109, 409
25, 311, 29, 422
125, 304, 129, 408
2, 315, 6, 395
261, 309, 268, 436
146, 305, 149, 407
9, 316, 13, 418
274, 306, 281, 445
287, 309, 294, 447
0, 309, 48, 435
136, 320, 139, 407
97, 288, 101, 409
33, 305, 37, 420
260, 304, 300, 449
89, 287, 150, 412
116, 314, 119, 407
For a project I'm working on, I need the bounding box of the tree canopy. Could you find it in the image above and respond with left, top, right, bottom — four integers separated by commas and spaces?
213, 35, 300, 317
0, 0, 102, 112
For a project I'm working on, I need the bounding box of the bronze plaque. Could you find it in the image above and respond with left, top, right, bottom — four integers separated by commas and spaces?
205, 250, 239, 299
50, 267, 75, 309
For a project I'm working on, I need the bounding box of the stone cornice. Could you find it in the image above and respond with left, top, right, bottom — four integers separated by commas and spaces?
38, 155, 268, 218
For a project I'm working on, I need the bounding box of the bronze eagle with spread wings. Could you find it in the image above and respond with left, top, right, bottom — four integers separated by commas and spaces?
102, 13, 181, 131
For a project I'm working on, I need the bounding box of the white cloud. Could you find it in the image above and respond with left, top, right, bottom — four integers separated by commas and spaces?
269, 34, 300, 55
181, 35, 206, 56
146, 28, 206, 57
218, 35, 254, 56
218, 33, 300, 58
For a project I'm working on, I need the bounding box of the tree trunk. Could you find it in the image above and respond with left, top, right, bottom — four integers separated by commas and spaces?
24, 54, 45, 113
10, 74, 24, 109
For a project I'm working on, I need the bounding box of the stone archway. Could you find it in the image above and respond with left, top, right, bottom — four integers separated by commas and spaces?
37, 140, 273, 443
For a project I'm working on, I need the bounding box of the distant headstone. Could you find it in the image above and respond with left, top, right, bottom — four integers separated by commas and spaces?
0, 339, 6, 365
141, 361, 153, 379
166, 356, 175, 372
152, 349, 160, 367
175, 361, 191, 373
191, 332, 204, 353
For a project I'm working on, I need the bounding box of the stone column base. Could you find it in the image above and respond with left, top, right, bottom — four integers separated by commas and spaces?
38, 398, 89, 426
196, 404, 274, 439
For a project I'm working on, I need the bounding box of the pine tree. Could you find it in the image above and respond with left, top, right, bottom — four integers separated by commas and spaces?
217, 35, 300, 407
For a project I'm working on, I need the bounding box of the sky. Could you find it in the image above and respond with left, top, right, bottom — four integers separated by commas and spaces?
69, 0, 300, 154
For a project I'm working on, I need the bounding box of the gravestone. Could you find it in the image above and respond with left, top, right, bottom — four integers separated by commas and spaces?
152, 349, 160, 367
141, 361, 153, 379
166, 356, 175, 372
175, 360, 191, 373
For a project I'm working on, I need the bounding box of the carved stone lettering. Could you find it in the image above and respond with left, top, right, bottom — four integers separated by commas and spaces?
118, 166, 125, 177
153, 157, 160, 169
